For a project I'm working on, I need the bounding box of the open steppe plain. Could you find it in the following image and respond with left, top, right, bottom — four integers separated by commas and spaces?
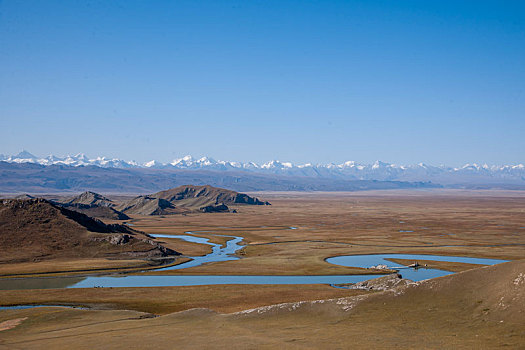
1, 190, 524, 348
131, 189, 525, 274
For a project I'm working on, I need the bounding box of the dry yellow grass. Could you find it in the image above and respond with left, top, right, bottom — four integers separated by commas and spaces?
0, 257, 191, 278
128, 190, 525, 275
0, 259, 523, 349
0, 259, 150, 276
0, 284, 366, 315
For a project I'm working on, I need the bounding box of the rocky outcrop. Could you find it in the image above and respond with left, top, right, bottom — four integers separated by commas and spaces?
349, 274, 413, 291
200, 203, 230, 213
233, 193, 270, 205
91, 233, 180, 257
110, 234, 131, 245
369, 264, 389, 270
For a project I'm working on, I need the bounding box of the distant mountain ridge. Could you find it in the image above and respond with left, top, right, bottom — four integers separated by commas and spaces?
1, 151, 524, 191
1, 151, 523, 187
0, 161, 440, 193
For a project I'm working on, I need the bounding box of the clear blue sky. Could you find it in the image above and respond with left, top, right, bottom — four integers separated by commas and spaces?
1, 0, 524, 165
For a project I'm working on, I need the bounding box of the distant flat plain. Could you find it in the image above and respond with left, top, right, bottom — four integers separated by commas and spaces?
132, 189, 525, 276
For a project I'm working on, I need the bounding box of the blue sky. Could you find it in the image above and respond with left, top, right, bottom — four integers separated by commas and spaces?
1, 0, 524, 165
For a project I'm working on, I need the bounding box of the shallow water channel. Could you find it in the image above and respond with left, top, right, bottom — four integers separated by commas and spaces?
152, 233, 243, 271
0, 305, 88, 310
0, 232, 509, 290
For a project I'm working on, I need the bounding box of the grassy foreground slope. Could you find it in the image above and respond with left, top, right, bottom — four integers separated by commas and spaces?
0, 259, 523, 349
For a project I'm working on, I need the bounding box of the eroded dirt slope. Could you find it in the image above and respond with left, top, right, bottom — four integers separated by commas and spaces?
0, 199, 177, 264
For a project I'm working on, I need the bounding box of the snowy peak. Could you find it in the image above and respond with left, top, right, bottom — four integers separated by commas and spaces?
144, 160, 163, 168
261, 160, 293, 169
1, 151, 524, 185
170, 155, 194, 167
14, 150, 37, 160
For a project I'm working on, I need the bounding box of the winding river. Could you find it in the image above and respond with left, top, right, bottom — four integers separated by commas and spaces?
152, 233, 243, 271
0, 231, 509, 291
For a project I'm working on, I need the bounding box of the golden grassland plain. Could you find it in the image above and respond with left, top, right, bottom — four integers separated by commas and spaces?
0, 190, 524, 348
0, 258, 192, 278
129, 189, 525, 276
0, 285, 368, 314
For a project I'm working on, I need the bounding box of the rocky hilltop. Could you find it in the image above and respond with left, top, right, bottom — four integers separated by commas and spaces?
118, 185, 270, 215
62, 191, 115, 207
54, 191, 130, 220
117, 196, 176, 216
0, 198, 178, 263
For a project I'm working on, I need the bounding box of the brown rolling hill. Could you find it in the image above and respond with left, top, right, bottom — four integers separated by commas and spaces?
54, 191, 130, 220
153, 185, 270, 206
63, 205, 131, 220
0, 198, 178, 264
116, 196, 176, 216
62, 191, 115, 207
117, 185, 270, 215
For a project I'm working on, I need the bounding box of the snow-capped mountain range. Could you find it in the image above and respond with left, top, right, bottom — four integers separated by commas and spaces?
1, 150, 524, 185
